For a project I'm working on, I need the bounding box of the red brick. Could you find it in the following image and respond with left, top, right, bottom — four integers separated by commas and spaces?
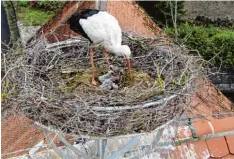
206, 137, 229, 157
192, 140, 210, 159
211, 117, 234, 133
222, 154, 234, 159
226, 136, 234, 154
193, 121, 213, 136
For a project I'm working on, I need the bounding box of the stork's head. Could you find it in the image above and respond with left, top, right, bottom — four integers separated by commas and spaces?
115, 45, 131, 58
68, 13, 80, 32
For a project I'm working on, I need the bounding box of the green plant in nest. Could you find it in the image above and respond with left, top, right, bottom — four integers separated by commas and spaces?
1, 93, 8, 103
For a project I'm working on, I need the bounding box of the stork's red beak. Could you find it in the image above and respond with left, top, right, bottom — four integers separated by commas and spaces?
125, 58, 133, 82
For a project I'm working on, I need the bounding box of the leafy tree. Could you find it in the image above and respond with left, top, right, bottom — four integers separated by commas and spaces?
137, 1, 185, 28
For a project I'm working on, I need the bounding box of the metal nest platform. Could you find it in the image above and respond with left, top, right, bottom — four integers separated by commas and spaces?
1, 33, 207, 137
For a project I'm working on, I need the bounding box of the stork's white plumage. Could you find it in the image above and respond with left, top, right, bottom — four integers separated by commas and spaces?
68, 9, 132, 86
80, 12, 131, 57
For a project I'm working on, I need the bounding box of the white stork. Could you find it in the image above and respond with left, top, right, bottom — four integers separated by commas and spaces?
68, 9, 132, 86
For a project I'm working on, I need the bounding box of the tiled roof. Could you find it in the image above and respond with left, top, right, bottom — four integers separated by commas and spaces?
1, 115, 69, 159
4, 114, 233, 159
1, 115, 44, 158
2, 1, 234, 159
188, 80, 233, 118
151, 116, 234, 159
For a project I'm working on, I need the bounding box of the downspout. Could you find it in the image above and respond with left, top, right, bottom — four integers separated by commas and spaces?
95, 0, 107, 11
3, 1, 21, 43
1, 2, 11, 48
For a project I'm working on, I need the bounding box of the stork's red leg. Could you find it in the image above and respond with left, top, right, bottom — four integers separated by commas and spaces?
125, 58, 133, 82
103, 49, 110, 67
90, 48, 98, 86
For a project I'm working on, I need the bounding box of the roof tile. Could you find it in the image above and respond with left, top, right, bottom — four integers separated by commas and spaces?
172, 142, 208, 159
211, 117, 234, 133
226, 136, 234, 154
177, 126, 192, 139
1, 115, 44, 158
206, 137, 229, 157
222, 154, 234, 159
170, 145, 186, 159
193, 121, 212, 136
191, 140, 210, 159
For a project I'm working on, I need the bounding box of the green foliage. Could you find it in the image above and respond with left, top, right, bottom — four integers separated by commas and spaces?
1, 93, 8, 103
18, 0, 29, 7
166, 23, 234, 68
154, 1, 185, 27
15, 1, 64, 26
137, 1, 185, 28
17, 7, 55, 26
171, 73, 190, 86
156, 76, 164, 90
37, 1, 65, 12
155, 67, 165, 90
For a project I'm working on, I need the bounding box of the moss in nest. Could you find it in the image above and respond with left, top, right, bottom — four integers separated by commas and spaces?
5, 79, 9, 89
135, 118, 144, 132
64, 72, 92, 92
181, 73, 190, 85
133, 113, 144, 130
134, 72, 154, 87
136, 89, 165, 100
76, 83, 103, 94
171, 79, 181, 86
156, 76, 164, 89
134, 66, 141, 72
61, 66, 109, 91
122, 70, 155, 87
95, 67, 109, 76
15, 48, 24, 55
1, 93, 8, 103
65, 83, 77, 92
121, 73, 132, 86
136, 122, 144, 131
46, 94, 53, 102
61, 71, 107, 95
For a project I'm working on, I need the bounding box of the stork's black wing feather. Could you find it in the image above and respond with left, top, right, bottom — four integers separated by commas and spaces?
80, 9, 99, 19
68, 9, 100, 42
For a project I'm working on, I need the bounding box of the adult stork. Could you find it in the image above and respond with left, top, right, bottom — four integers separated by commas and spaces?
68, 9, 132, 86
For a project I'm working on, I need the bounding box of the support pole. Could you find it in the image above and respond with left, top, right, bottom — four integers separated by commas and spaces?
96, 138, 107, 159
95, 0, 99, 10
57, 132, 92, 159
99, 0, 107, 11
108, 136, 137, 159
43, 129, 67, 159
95, 0, 107, 11
128, 127, 165, 159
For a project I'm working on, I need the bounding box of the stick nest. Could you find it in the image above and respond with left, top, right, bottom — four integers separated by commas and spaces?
1, 33, 207, 137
